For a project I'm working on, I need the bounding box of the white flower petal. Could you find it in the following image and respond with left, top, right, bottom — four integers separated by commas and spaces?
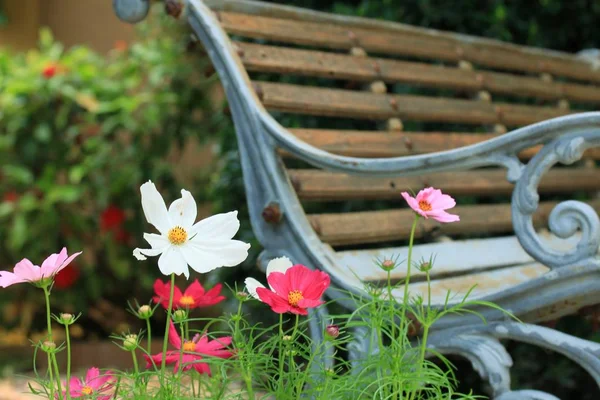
133, 247, 165, 261
140, 181, 171, 234
158, 247, 189, 279
244, 278, 266, 300
189, 211, 240, 240
179, 239, 250, 274
144, 233, 169, 249
168, 189, 197, 230
266, 256, 293, 277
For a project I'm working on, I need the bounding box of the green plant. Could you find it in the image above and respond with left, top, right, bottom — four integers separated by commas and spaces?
0, 5, 217, 342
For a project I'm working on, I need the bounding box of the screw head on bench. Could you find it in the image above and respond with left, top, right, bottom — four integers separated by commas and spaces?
262, 202, 282, 224
112, 0, 150, 24
165, 0, 184, 18
389, 97, 398, 111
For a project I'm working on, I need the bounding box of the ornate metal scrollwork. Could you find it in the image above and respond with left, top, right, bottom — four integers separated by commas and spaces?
512, 132, 600, 269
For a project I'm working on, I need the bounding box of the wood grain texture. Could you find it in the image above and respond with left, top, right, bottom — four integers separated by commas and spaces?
307, 200, 600, 246
255, 82, 572, 126
288, 168, 600, 201
218, 11, 600, 83
236, 42, 600, 103
281, 129, 600, 160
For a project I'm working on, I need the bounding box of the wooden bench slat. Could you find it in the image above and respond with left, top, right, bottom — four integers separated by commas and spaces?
237, 42, 480, 90
218, 11, 600, 83
288, 129, 492, 158
256, 81, 499, 124
391, 263, 549, 304
237, 42, 600, 103
285, 129, 600, 160
288, 168, 600, 201
307, 200, 600, 246
256, 82, 573, 126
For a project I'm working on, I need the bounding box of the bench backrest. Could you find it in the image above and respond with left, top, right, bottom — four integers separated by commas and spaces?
203, 0, 600, 251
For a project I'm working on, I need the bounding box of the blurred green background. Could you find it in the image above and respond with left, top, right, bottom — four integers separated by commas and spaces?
1, 0, 600, 398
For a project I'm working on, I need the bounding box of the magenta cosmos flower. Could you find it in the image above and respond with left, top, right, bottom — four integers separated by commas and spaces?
250, 264, 330, 316
0, 248, 82, 288
401, 187, 460, 223
61, 367, 115, 399
153, 278, 225, 310
144, 321, 233, 375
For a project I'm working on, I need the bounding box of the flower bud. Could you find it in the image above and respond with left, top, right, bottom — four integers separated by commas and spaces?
325, 324, 340, 339
42, 341, 56, 352
282, 335, 292, 342
235, 291, 249, 301
417, 261, 432, 272
123, 334, 138, 351
380, 259, 396, 271
172, 309, 187, 323
59, 313, 74, 325
137, 305, 153, 319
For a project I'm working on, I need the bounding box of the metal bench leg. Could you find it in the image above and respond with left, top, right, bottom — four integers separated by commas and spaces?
428, 321, 600, 399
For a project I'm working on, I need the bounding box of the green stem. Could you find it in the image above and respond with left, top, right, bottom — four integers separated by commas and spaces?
426, 270, 432, 309
65, 324, 71, 400
42, 286, 61, 399
131, 350, 139, 389
277, 313, 285, 395
161, 273, 176, 385
387, 268, 395, 340
51, 353, 63, 399
47, 353, 55, 400
402, 215, 420, 311
145, 318, 152, 360
234, 300, 255, 400
177, 323, 185, 397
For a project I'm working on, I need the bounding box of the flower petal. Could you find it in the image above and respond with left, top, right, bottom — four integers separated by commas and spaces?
189, 211, 241, 240
429, 192, 456, 210
13, 259, 42, 283
180, 240, 250, 274
266, 256, 294, 278
133, 247, 165, 261
85, 367, 100, 385
401, 192, 420, 213
244, 278, 266, 300
168, 320, 182, 349
40, 248, 67, 272
144, 233, 169, 249
426, 209, 460, 223
198, 283, 225, 306
153, 279, 182, 309
256, 287, 293, 314
265, 271, 290, 297
52, 250, 82, 277
140, 181, 171, 234
0, 271, 25, 288
158, 247, 189, 279
168, 189, 197, 230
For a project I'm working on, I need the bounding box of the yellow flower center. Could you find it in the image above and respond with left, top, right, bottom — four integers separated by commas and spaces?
179, 295, 195, 307
418, 200, 432, 211
168, 226, 188, 245
183, 341, 196, 352
81, 386, 93, 395
288, 290, 304, 307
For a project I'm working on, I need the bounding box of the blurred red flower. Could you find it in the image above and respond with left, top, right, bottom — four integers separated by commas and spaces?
42, 63, 59, 79
54, 263, 80, 290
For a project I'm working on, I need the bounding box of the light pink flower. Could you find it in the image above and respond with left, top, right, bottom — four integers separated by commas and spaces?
401, 187, 460, 223
144, 321, 233, 375
0, 248, 82, 288
60, 367, 115, 399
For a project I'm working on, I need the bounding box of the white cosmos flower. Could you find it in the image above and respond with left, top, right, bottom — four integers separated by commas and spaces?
133, 180, 250, 278
244, 256, 293, 300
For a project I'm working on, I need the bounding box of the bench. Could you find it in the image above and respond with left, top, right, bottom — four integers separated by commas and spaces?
114, 0, 600, 397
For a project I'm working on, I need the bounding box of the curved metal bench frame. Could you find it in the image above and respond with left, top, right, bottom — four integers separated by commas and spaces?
115, 0, 600, 397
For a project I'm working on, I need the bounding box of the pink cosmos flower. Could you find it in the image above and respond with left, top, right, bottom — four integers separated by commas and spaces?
401, 187, 460, 223
61, 367, 115, 399
144, 321, 233, 375
0, 248, 82, 288
254, 264, 330, 316
153, 278, 225, 310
